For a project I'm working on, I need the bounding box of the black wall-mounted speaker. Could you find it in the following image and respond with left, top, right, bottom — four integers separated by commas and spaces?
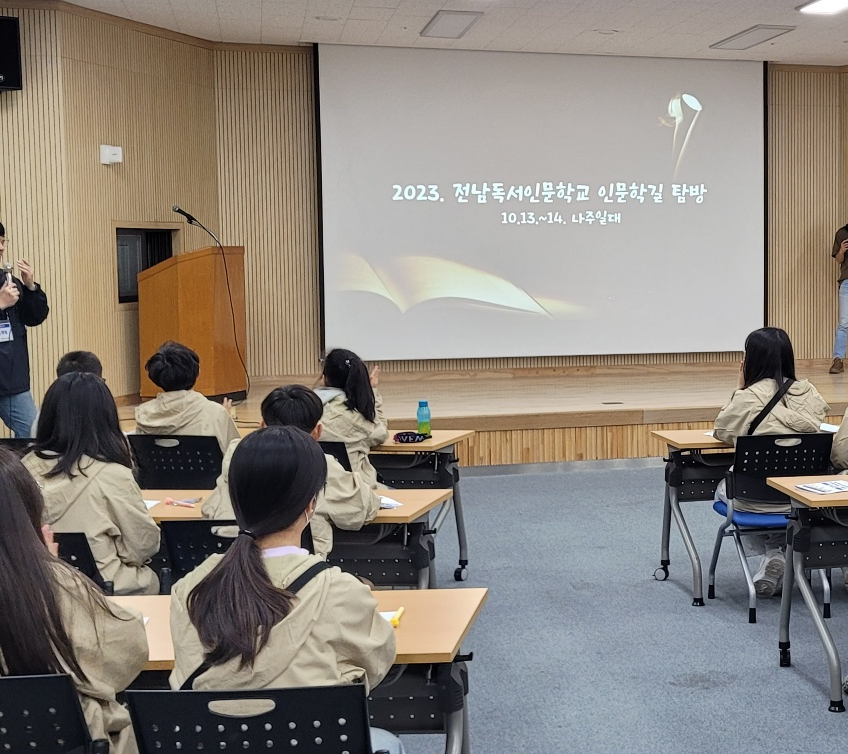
0, 16, 22, 91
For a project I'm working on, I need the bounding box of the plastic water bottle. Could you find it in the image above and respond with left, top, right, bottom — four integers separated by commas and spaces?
417, 400, 431, 436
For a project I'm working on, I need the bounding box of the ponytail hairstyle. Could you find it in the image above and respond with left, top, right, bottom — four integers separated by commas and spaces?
186, 426, 328, 668
321, 348, 376, 423
0, 448, 89, 681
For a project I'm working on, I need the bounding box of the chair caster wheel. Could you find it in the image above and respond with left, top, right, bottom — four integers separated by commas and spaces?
653, 566, 669, 581
454, 567, 468, 582
780, 648, 791, 667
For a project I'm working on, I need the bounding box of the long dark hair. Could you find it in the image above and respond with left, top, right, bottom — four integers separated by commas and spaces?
742, 327, 797, 390
0, 448, 89, 680
32, 372, 133, 478
261, 385, 323, 432
186, 426, 328, 668
322, 348, 376, 423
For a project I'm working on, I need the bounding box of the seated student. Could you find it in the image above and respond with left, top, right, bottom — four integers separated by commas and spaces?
170, 426, 404, 754
135, 341, 239, 454
23, 372, 161, 595
315, 348, 388, 489
0, 447, 148, 754
203, 385, 381, 557
714, 326, 829, 596
31, 350, 105, 436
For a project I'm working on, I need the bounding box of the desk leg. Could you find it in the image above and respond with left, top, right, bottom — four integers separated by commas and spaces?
461, 703, 470, 754
778, 540, 795, 667
443, 709, 464, 754
668, 486, 704, 606
654, 482, 672, 582
793, 550, 845, 712
445, 453, 470, 581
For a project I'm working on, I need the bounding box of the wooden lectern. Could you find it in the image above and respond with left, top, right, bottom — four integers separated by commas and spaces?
137, 246, 247, 400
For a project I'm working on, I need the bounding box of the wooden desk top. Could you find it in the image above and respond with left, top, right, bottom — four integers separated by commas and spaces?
651, 429, 730, 450
767, 475, 848, 509
144, 488, 453, 526
372, 429, 475, 453
112, 587, 487, 671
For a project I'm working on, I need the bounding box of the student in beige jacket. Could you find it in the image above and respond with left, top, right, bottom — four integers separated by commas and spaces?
170, 426, 404, 754
315, 348, 388, 489
0, 447, 147, 754
203, 385, 382, 557
23, 373, 161, 595
714, 327, 829, 596
135, 341, 239, 454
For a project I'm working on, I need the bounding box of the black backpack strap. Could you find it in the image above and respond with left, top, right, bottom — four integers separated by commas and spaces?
179, 560, 333, 690
746, 379, 795, 436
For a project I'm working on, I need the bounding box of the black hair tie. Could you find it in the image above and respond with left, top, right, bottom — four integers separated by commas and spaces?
238, 529, 257, 540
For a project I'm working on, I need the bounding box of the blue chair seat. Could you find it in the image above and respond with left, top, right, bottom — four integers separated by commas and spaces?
713, 500, 789, 529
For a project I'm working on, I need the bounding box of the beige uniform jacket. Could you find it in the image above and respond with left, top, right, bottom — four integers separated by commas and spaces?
830, 408, 848, 468
202, 439, 381, 557
22, 453, 161, 595
51, 563, 148, 754
316, 388, 388, 489
134, 389, 240, 454
169, 553, 395, 693
713, 378, 829, 446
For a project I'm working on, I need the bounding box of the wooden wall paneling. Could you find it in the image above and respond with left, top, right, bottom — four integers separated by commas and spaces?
767, 68, 843, 360
0, 8, 71, 429
58, 11, 219, 397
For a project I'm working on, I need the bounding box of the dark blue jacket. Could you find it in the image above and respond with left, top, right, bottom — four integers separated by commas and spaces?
0, 277, 49, 396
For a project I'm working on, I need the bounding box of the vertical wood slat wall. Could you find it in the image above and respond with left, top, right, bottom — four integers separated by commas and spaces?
1, 7, 845, 401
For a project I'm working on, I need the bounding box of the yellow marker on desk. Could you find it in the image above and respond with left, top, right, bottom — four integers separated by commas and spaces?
390, 606, 405, 628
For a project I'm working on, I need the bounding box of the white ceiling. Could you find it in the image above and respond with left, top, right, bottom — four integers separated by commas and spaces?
65, 0, 848, 65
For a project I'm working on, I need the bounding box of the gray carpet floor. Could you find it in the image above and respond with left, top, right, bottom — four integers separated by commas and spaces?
400, 461, 848, 754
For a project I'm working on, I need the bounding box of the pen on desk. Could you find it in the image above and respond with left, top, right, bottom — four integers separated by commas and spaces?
164, 497, 201, 508
390, 606, 405, 628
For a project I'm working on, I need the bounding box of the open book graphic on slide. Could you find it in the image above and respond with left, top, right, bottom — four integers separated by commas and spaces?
338, 254, 580, 317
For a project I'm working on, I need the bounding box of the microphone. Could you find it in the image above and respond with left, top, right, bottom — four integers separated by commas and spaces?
172, 205, 200, 226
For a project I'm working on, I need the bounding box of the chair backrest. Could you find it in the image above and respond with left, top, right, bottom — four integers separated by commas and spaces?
54, 532, 112, 594
320, 441, 352, 472
127, 685, 376, 754
129, 435, 223, 489
160, 520, 237, 580
729, 433, 834, 505
0, 437, 34, 456
0, 674, 101, 753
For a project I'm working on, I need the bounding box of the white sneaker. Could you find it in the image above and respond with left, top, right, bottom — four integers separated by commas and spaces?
754, 553, 784, 597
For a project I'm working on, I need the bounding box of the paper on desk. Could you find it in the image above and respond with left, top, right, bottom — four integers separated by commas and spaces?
796, 480, 848, 495
379, 611, 395, 622
380, 496, 403, 509
821, 422, 840, 433
144, 500, 160, 510
143, 616, 149, 626
704, 431, 714, 437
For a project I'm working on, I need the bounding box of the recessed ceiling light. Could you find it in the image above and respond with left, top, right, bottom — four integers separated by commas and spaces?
797, 0, 848, 14
710, 24, 795, 50
594, 29, 619, 35
420, 10, 482, 39
314, 15, 339, 21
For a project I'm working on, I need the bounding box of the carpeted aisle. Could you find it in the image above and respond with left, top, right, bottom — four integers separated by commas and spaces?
400, 461, 848, 754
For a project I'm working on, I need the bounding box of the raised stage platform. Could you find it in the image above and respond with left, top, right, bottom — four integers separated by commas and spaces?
123, 361, 848, 468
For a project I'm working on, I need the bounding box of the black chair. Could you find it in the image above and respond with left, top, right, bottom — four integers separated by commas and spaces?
0, 436, 34, 456
0, 674, 109, 753
320, 441, 353, 472
128, 435, 223, 489
160, 520, 237, 581
54, 532, 113, 594
707, 433, 834, 623
127, 685, 388, 754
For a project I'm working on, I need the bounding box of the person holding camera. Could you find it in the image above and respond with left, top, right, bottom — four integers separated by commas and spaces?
0, 221, 49, 436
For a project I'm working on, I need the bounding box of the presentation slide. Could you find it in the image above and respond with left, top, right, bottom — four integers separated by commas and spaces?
318, 45, 765, 361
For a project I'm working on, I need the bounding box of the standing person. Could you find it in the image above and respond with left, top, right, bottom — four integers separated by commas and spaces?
0, 221, 49, 436
830, 222, 848, 374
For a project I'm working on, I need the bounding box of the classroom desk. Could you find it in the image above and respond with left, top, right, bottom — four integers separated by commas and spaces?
111, 588, 488, 754
768, 475, 848, 712
144, 488, 453, 526
372, 430, 475, 582
650, 429, 733, 605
